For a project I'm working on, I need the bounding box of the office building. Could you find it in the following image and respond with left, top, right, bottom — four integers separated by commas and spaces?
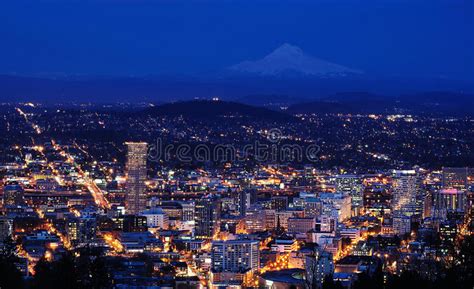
393, 213, 411, 236
211, 239, 259, 272
439, 189, 466, 213
392, 170, 423, 218
125, 142, 148, 214
180, 201, 195, 222
271, 196, 288, 211
141, 207, 169, 229
335, 175, 364, 214
238, 189, 257, 216
304, 197, 322, 218
363, 183, 391, 214
288, 217, 316, 234
319, 193, 351, 222
305, 250, 334, 288
195, 195, 221, 239
0, 217, 13, 242
442, 167, 468, 190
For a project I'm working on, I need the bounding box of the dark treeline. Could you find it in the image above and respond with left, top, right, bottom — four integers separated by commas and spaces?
0, 240, 111, 289
1, 236, 473, 289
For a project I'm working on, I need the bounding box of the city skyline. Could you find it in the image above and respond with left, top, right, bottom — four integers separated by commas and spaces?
1, 1, 474, 289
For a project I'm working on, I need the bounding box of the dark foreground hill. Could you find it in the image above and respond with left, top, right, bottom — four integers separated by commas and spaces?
141, 100, 296, 122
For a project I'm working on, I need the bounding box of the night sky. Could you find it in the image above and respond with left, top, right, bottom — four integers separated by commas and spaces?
1, 0, 473, 79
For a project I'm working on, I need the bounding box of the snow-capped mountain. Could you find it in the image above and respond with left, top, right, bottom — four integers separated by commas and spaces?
228, 43, 362, 77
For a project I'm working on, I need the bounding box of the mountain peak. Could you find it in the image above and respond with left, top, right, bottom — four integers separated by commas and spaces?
269, 43, 305, 57
229, 43, 362, 77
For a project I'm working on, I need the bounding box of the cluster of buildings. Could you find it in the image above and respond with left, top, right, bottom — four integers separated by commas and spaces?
1, 140, 473, 289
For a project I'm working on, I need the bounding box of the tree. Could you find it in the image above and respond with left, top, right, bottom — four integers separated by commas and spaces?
32, 253, 78, 289
386, 270, 432, 289
32, 258, 58, 289
88, 256, 112, 289
322, 275, 344, 289
440, 235, 474, 289
32, 248, 112, 289
353, 271, 383, 289
0, 237, 25, 289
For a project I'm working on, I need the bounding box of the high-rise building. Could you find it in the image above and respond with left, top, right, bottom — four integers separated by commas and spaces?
159, 202, 183, 220
245, 206, 266, 233
125, 142, 148, 214
316, 215, 336, 233
179, 201, 195, 222
439, 221, 457, 249
442, 167, 468, 190
363, 183, 391, 214
431, 168, 472, 219
271, 196, 288, 211
304, 197, 322, 218
392, 170, 423, 218
438, 189, 466, 213
66, 218, 80, 243
305, 250, 334, 288
275, 211, 293, 230
335, 175, 364, 214
141, 207, 169, 229
0, 217, 13, 242
263, 209, 276, 230
66, 217, 97, 245
112, 215, 148, 232
392, 213, 411, 236
319, 193, 352, 222
211, 239, 259, 272
194, 195, 221, 239
238, 189, 257, 216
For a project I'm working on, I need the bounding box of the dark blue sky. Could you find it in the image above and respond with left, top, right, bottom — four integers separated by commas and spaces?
1, 0, 473, 79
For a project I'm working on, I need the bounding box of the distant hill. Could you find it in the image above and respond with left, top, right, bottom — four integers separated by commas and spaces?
287, 91, 474, 116
287, 101, 359, 114
233, 94, 309, 109
398, 91, 474, 116
1, 73, 473, 104
141, 100, 296, 121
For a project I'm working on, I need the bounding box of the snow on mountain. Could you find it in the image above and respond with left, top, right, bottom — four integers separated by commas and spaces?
229, 43, 363, 77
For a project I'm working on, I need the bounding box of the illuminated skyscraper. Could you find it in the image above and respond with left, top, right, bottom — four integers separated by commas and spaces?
194, 195, 221, 239
125, 142, 148, 214
335, 174, 364, 215
437, 189, 466, 213
392, 170, 423, 218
